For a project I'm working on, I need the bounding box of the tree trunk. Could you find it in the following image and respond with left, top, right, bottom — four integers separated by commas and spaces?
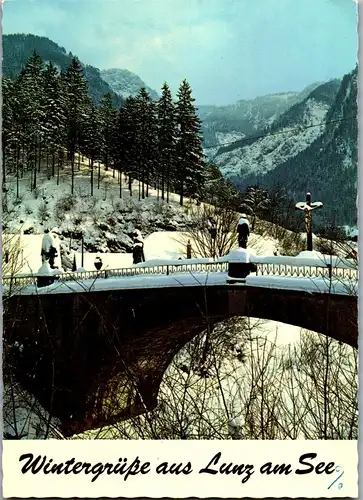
90, 158, 94, 197
57, 160, 60, 186
20, 145, 24, 178
98, 161, 101, 189
141, 165, 145, 199
38, 141, 42, 173
46, 150, 50, 180
71, 151, 75, 194
119, 168, 122, 199
166, 167, 170, 203
33, 145, 37, 191
161, 169, 165, 201
16, 146, 20, 198
2, 147, 6, 184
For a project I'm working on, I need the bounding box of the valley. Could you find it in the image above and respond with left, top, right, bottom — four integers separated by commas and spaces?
2, 30, 358, 443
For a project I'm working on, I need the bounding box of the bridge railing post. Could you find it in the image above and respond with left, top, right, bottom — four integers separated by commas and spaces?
227, 248, 253, 281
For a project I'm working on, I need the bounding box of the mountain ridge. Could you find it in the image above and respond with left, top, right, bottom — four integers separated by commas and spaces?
217, 69, 357, 226
3, 34, 124, 107
198, 81, 329, 154
100, 68, 159, 100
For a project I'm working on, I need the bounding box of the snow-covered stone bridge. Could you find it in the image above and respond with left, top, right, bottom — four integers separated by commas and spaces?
3, 252, 358, 436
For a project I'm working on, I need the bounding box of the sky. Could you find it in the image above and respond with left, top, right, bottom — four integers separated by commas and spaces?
2, 0, 358, 105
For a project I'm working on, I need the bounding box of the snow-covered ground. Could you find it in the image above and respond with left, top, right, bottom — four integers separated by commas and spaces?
14, 267, 356, 297
3, 157, 193, 235
7, 230, 281, 275
4, 236, 357, 439
3, 158, 357, 441
216, 97, 330, 179
2, 157, 197, 271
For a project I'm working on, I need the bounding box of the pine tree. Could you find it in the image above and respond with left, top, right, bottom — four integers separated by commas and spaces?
2, 78, 16, 185
62, 57, 89, 194
175, 79, 205, 205
42, 61, 66, 180
16, 51, 45, 190
99, 93, 118, 175
241, 185, 270, 230
157, 82, 176, 202
114, 96, 138, 196
133, 88, 158, 199
81, 102, 102, 196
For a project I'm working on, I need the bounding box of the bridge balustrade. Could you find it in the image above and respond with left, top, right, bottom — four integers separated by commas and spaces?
2, 259, 358, 290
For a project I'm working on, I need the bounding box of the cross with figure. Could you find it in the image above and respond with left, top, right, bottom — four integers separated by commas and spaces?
295, 192, 323, 251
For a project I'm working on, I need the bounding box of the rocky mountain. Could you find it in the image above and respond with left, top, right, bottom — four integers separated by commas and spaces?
215, 79, 341, 179
198, 82, 324, 157
100, 68, 159, 100
2, 34, 123, 107
213, 69, 357, 226
258, 67, 358, 226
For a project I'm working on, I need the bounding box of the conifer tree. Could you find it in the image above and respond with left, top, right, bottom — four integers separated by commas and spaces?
42, 62, 66, 179
82, 103, 102, 196
114, 96, 138, 196
175, 79, 205, 205
157, 82, 176, 202
2, 78, 15, 184
99, 93, 118, 175
62, 57, 89, 193
134, 88, 158, 199
16, 51, 45, 190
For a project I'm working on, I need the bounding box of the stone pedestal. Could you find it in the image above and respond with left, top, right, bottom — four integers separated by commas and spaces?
227, 248, 252, 280
37, 275, 56, 288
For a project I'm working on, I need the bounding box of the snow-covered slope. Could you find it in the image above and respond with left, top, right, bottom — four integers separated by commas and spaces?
204, 131, 246, 161
217, 98, 330, 178
100, 68, 159, 100
260, 67, 358, 226
199, 82, 325, 157
214, 80, 340, 180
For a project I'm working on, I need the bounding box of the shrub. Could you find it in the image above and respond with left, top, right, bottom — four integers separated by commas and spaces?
37, 201, 49, 223
55, 194, 76, 214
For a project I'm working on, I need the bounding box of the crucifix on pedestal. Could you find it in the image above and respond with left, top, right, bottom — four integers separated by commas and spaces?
295, 192, 323, 251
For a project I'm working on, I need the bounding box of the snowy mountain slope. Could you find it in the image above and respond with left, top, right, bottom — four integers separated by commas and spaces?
2, 156, 195, 273
199, 82, 325, 155
259, 67, 358, 226
100, 68, 159, 100
3, 34, 123, 107
213, 79, 340, 180
204, 131, 246, 161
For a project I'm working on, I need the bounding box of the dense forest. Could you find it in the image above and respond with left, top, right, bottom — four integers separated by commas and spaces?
3, 34, 122, 107
2, 51, 208, 206
2, 49, 317, 235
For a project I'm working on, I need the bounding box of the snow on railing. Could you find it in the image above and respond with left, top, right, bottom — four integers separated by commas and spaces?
2, 258, 358, 289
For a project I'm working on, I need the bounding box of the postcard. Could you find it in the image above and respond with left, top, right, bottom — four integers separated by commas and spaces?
1, 0, 359, 497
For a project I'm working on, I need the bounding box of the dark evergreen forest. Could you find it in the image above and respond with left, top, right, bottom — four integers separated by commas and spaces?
2, 51, 209, 206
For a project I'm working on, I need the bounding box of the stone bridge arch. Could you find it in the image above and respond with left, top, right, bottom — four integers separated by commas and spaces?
4, 284, 357, 436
